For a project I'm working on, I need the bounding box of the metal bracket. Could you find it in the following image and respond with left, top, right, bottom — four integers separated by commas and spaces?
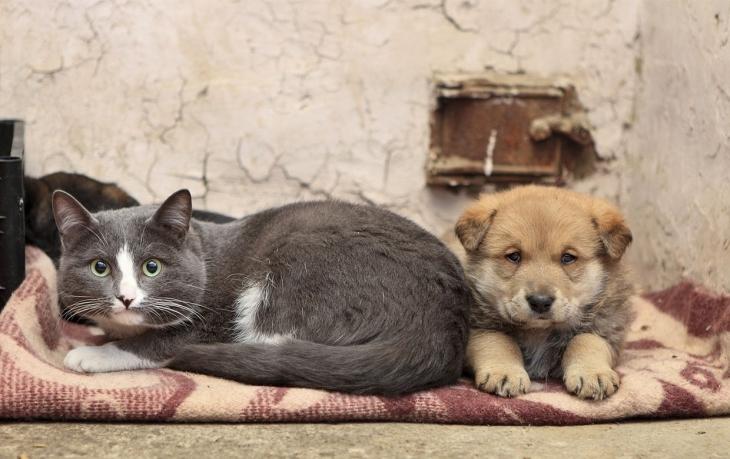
529, 113, 594, 146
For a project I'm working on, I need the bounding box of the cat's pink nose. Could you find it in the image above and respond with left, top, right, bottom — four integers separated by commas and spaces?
117, 296, 134, 308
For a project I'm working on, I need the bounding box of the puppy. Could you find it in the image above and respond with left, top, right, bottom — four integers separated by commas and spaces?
447, 185, 633, 400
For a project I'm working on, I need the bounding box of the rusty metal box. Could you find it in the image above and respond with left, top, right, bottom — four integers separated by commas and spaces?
427, 73, 590, 187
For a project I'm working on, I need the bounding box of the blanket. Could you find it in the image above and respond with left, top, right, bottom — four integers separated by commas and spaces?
1, 247, 728, 424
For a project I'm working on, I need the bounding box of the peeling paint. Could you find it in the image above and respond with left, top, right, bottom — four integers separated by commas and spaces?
484, 129, 497, 177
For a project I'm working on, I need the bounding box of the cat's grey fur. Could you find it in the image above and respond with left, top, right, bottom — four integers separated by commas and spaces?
54, 189, 470, 394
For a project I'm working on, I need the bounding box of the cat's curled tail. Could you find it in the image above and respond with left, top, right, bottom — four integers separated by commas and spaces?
168, 335, 465, 395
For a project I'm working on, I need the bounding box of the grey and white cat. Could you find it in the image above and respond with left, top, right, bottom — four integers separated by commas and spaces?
53, 189, 470, 394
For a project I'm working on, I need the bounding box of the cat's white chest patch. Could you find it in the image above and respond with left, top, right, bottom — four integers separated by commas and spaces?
64, 343, 161, 373
233, 282, 288, 345
115, 244, 146, 309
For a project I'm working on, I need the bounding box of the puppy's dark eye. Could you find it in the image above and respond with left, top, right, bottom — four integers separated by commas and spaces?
505, 252, 521, 264
561, 253, 577, 265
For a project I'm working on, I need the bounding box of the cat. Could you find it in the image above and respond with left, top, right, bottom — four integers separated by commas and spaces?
25, 172, 234, 325
25, 172, 235, 264
52, 189, 470, 394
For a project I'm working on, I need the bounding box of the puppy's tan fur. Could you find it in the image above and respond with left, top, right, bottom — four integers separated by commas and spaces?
448, 185, 633, 400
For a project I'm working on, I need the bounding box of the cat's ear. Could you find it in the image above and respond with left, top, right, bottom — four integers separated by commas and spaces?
149, 189, 192, 242
52, 190, 98, 239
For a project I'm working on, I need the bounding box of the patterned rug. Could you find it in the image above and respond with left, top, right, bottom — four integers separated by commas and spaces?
1, 247, 728, 424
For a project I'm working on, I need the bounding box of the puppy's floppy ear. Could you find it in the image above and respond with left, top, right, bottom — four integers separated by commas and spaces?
455, 194, 499, 252
592, 200, 632, 260
52, 190, 98, 239
149, 189, 192, 242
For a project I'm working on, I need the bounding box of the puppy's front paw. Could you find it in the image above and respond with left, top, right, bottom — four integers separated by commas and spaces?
563, 366, 619, 400
474, 366, 531, 397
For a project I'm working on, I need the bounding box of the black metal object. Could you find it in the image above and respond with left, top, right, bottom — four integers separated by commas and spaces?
0, 119, 25, 310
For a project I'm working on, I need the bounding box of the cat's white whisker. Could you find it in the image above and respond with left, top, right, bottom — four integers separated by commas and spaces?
144, 300, 202, 323
150, 296, 213, 312
64, 301, 108, 321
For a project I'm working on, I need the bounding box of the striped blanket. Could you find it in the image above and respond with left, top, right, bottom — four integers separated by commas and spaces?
1, 247, 728, 424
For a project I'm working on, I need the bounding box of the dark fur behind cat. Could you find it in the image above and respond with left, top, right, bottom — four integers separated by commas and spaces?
54, 190, 470, 394
25, 173, 140, 262
25, 172, 235, 262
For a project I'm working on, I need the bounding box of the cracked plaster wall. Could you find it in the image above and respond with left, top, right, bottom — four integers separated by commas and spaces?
6, 1, 724, 293
0, 0, 639, 233
624, 0, 730, 293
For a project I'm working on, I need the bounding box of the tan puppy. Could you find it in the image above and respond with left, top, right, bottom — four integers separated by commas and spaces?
447, 186, 633, 400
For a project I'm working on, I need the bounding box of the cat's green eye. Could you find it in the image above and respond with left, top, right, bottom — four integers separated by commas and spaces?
90, 259, 110, 277
142, 259, 162, 277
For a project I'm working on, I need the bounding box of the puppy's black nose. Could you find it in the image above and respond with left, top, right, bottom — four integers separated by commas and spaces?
527, 294, 554, 313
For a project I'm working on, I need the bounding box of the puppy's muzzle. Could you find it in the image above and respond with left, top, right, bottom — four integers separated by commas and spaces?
526, 294, 555, 314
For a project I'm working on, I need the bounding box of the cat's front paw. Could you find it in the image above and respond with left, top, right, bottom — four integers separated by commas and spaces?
64, 345, 122, 373
64, 344, 156, 373
563, 366, 619, 400
474, 366, 531, 397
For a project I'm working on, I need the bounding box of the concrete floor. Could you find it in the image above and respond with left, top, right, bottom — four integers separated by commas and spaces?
1, 418, 728, 458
